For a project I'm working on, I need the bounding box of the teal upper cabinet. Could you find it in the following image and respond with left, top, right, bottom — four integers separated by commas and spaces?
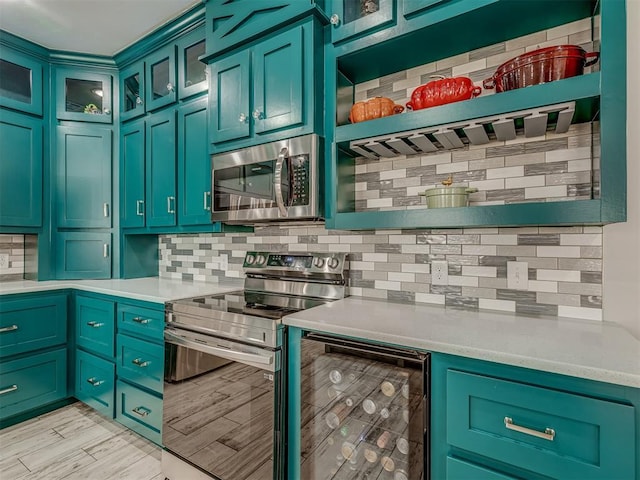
176, 28, 207, 101
178, 96, 211, 225
56, 231, 112, 279
145, 108, 176, 227
327, 0, 395, 44
119, 61, 145, 122
55, 68, 113, 123
56, 125, 112, 228
120, 119, 146, 228
145, 45, 177, 112
203, 0, 322, 58
0, 110, 42, 228
0, 47, 43, 116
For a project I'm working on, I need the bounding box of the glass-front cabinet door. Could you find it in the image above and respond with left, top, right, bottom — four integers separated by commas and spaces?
327, 0, 395, 44
177, 28, 207, 100
55, 68, 113, 123
0, 48, 43, 116
145, 45, 177, 112
120, 61, 145, 122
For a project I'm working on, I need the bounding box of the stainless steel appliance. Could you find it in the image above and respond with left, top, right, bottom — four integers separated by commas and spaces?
162, 252, 349, 480
299, 333, 430, 480
211, 134, 323, 223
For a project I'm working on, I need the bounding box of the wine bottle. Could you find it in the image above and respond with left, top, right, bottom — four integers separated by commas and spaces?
376, 430, 392, 449
394, 469, 409, 480
363, 444, 379, 463
380, 455, 395, 472
396, 437, 409, 455
380, 380, 396, 397
325, 402, 349, 428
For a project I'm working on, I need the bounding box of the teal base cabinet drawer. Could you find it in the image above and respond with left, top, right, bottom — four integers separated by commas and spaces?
0, 348, 67, 420
447, 457, 517, 480
115, 380, 162, 445
116, 334, 163, 392
75, 350, 115, 418
0, 293, 67, 358
117, 304, 164, 341
447, 370, 636, 479
76, 295, 115, 358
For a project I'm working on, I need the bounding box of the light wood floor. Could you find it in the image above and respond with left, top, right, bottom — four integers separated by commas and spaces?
0, 402, 162, 480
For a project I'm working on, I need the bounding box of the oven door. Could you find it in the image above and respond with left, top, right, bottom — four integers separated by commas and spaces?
163, 327, 284, 480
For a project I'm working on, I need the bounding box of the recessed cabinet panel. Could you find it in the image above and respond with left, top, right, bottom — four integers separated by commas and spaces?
75, 349, 115, 418
120, 120, 146, 228
120, 61, 145, 122
56, 232, 112, 279
177, 28, 207, 100
145, 46, 177, 111
56, 69, 113, 123
328, 0, 395, 44
0, 49, 43, 116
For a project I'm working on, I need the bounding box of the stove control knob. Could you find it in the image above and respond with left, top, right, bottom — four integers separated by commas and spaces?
256, 254, 266, 265
327, 257, 340, 270
245, 254, 256, 265
313, 257, 325, 268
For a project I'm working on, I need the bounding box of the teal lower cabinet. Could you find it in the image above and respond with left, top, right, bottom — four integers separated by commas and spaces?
446, 457, 517, 480
115, 333, 163, 392
115, 379, 162, 445
75, 349, 115, 418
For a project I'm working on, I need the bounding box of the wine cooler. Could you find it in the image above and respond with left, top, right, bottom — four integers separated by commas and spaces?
300, 332, 430, 480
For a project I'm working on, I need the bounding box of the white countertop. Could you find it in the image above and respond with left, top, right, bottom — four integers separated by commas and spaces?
283, 297, 640, 388
0, 277, 244, 304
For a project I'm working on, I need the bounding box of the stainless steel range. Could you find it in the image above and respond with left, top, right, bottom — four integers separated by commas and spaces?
162, 252, 349, 480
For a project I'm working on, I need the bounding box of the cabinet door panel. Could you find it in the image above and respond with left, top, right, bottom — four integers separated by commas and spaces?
57, 125, 112, 228
209, 49, 250, 143
121, 120, 146, 228
145, 46, 177, 112
0, 48, 43, 116
75, 295, 115, 358
178, 97, 211, 225
116, 334, 163, 392
55, 68, 113, 123
115, 380, 162, 445
56, 232, 111, 279
177, 28, 207, 101
328, 0, 395, 44
146, 109, 176, 227
120, 61, 145, 122
446, 457, 517, 480
75, 349, 115, 418
253, 26, 304, 135
0, 110, 43, 227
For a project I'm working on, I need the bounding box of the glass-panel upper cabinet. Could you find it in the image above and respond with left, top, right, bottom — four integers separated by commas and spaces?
0, 49, 43, 116
328, 0, 395, 44
177, 28, 207, 100
120, 61, 145, 122
145, 45, 177, 111
55, 68, 113, 123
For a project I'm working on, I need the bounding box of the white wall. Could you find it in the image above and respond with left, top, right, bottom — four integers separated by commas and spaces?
603, 0, 640, 338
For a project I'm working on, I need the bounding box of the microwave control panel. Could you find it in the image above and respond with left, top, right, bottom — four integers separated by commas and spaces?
291, 154, 310, 206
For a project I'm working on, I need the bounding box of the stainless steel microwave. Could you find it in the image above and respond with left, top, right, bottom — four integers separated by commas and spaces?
211, 134, 323, 223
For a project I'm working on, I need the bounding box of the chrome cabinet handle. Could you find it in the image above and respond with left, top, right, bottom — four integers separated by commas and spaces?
132, 317, 151, 324
166, 83, 174, 92
103, 108, 111, 115
252, 109, 263, 120
167, 196, 175, 214
103, 243, 109, 258
238, 113, 247, 123
0, 325, 18, 333
203, 191, 211, 211
274, 147, 288, 218
87, 321, 104, 328
0, 385, 18, 395
136, 200, 145, 216
136, 96, 143, 105
132, 406, 151, 417
86, 377, 104, 387
504, 417, 555, 441
330, 13, 340, 25
103, 202, 110, 217
132, 358, 149, 368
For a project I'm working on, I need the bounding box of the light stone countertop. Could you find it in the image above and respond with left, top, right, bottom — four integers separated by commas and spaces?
0, 277, 245, 304
283, 296, 640, 388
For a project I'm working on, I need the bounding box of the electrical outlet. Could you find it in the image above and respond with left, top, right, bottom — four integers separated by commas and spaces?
507, 261, 529, 290
0, 253, 9, 269
431, 260, 449, 285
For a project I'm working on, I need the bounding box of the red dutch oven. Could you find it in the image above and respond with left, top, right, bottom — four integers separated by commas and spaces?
406, 75, 482, 111
483, 44, 600, 92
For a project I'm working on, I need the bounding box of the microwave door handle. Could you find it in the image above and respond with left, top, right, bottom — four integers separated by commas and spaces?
274, 147, 288, 217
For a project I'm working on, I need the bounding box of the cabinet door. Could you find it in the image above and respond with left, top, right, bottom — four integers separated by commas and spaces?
253, 26, 304, 136
209, 49, 250, 144
120, 119, 146, 228
75, 295, 115, 358
0, 110, 42, 227
75, 349, 115, 418
446, 457, 517, 480
178, 97, 211, 225
56, 232, 111, 279
120, 61, 145, 122
55, 68, 113, 123
177, 28, 207, 101
115, 380, 162, 445
56, 125, 112, 228
327, 0, 395, 44
145, 45, 177, 112
145, 109, 176, 227
116, 334, 163, 393
0, 48, 43, 116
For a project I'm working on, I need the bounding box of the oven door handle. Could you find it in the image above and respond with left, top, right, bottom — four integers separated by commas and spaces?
165, 330, 275, 370
274, 147, 288, 218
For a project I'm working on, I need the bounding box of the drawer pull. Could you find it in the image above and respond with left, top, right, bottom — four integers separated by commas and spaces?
132, 317, 151, 324
0, 325, 18, 333
87, 321, 104, 328
86, 377, 104, 387
504, 416, 555, 441
132, 406, 151, 417
132, 358, 149, 368
0, 384, 18, 395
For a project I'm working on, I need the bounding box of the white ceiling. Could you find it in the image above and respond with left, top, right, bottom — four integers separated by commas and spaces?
0, 0, 201, 56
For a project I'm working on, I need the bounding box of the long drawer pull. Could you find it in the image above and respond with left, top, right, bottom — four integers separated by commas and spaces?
132, 406, 151, 417
86, 377, 104, 387
504, 416, 555, 441
0, 325, 18, 333
87, 321, 104, 328
132, 317, 151, 324
132, 358, 149, 368
0, 384, 18, 395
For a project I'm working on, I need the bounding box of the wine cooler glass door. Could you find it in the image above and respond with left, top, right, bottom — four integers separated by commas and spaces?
300, 333, 430, 480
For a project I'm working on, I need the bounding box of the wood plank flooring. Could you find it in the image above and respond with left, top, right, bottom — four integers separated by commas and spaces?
0, 403, 162, 480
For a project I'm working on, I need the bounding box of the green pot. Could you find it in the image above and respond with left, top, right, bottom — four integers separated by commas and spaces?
419, 186, 478, 208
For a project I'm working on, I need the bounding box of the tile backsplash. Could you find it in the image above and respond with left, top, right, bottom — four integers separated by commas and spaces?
0, 234, 25, 282
159, 225, 603, 321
